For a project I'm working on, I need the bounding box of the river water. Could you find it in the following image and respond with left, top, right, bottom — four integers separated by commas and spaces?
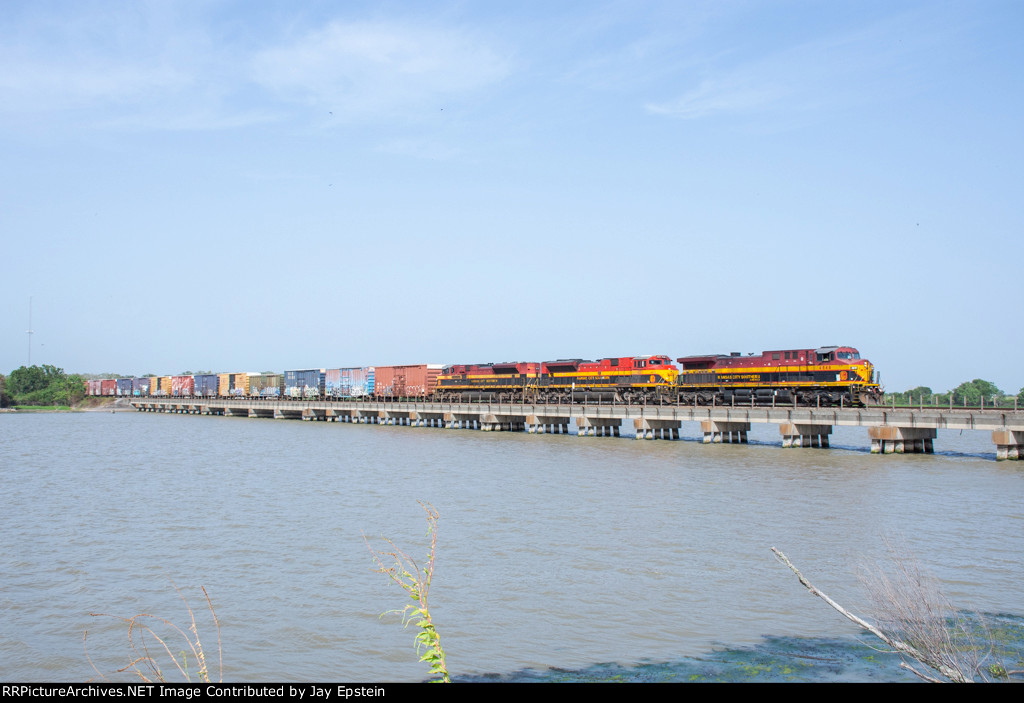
1, 410, 1022, 682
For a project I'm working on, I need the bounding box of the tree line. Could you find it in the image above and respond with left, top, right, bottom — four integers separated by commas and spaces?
886, 379, 1024, 408
0, 365, 87, 407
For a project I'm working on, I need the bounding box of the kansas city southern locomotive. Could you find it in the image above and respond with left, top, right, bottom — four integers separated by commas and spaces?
436, 346, 880, 406
88, 345, 882, 407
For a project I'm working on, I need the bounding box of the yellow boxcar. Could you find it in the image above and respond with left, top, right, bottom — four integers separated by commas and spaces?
218, 373, 232, 398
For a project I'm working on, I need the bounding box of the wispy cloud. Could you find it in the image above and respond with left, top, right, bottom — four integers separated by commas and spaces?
374, 138, 463, 162
251, 21, 511, 119
0, 7, 511, 131
0, 50, 188, 112
644, 8, 942, 121
645, 76, 788, 119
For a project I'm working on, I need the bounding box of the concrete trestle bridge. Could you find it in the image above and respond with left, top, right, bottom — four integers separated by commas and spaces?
129, 397, 1024, 461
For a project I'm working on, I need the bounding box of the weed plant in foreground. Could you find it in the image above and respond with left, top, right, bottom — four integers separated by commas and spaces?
365, 502, 449, 683
85, 584, 222, 683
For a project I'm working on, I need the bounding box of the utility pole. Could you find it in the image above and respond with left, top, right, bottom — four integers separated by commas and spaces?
27, 296, 33, 366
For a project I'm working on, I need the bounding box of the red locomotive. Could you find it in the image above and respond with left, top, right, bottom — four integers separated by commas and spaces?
676, 345, 880, 406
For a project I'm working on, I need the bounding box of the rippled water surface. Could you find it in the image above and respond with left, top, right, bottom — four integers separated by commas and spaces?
2, 411, 1022, 681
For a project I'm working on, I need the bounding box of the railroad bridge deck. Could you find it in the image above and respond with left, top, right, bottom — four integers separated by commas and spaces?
129, 398, 1024, 460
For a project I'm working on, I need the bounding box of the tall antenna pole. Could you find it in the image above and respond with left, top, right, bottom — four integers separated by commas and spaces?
27, 296, 33, 366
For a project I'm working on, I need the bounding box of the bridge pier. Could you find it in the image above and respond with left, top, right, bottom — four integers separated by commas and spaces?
575, 416, 622, 437
779, 422, 832, 448
445, 413, 478, 430
993, 430, 1024, 460
702, 421, 750, 444
414, 411, 445, 428
480, 413, 526, 431
526, 415, 571, 434
634, 418, 681, 440
868, 426, 936, 454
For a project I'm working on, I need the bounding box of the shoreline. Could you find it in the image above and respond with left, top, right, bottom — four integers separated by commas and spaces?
1, 398, 132, 413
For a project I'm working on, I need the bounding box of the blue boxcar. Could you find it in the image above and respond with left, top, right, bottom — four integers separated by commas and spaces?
194, 374, 219, 397
285, 369, 322, 398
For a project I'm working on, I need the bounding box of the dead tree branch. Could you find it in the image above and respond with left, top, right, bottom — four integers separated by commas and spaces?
771, 547, 972, 683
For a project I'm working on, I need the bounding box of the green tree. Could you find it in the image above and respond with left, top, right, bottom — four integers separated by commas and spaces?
4, 365, 86, 406
6, 365, 63, 397
893, 386, 933, 405
950, 379, 1002, 406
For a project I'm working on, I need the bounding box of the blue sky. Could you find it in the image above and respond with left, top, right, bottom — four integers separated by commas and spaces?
2, 0, 1021, 393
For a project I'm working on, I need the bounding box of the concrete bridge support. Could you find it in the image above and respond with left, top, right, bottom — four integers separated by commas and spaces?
779, 422, 832, 448
868, 426, 936, 454
702, 421, 750, 444
302, 408, 329, 421
274, 408, 303, 420
248, 408, 275, 419
575, 416, 622, 437
634, 418, 682, 440
993, 430, 1024, 460
525, 415, 571, 434
480, 413, 526, 431
445, 413, 479, 430
413, 412, 445, 428
382, 411, 411, 426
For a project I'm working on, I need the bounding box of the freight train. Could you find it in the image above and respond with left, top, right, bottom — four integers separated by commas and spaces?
88, 345, 882, 407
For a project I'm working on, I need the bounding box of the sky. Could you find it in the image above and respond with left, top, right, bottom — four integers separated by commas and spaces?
1, 0, 1021, 393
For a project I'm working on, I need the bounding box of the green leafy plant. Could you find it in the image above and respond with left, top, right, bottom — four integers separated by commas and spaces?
365, 502, 450, 683
85, 584, 222, 683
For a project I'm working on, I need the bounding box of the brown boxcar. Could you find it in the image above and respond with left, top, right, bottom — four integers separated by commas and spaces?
374, 364, 444, 398
171, 375, 195, 397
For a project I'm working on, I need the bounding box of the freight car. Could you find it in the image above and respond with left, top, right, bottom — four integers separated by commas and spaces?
249, 372, 284, 398
375, 364, 444, 399
132, 377, 152, 396
325, 367, 375, 399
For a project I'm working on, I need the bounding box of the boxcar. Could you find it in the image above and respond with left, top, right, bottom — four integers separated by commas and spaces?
193, 374, 219, 397
374, 364, 443, 398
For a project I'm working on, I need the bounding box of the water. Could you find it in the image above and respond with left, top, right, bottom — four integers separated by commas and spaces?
1, 411, 1022, 682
